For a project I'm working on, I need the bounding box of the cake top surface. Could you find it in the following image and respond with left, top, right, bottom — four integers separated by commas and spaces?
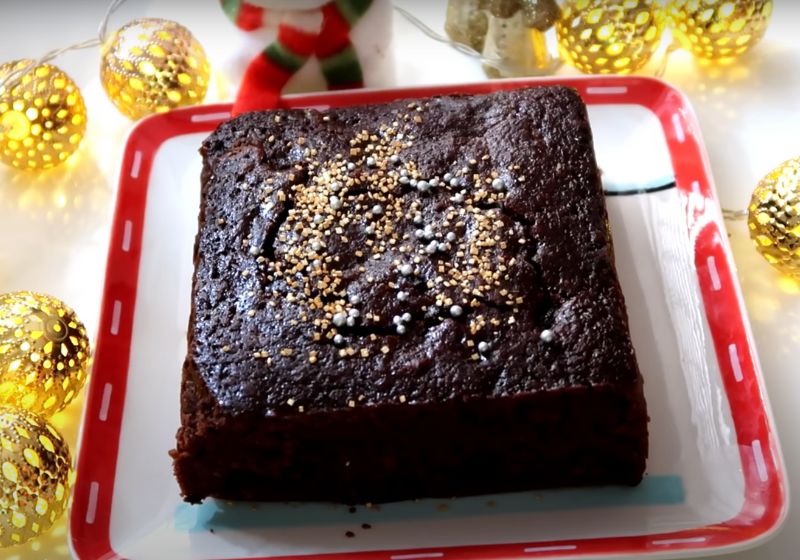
191, 86, 639, 416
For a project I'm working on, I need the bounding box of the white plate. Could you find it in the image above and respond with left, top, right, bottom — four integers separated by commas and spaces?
70, 78, 787, 560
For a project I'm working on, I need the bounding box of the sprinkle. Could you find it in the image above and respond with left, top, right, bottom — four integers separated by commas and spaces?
425, 240, 438, 254
540, 329, 555, 343
333, 312, 347, 327
491, 178, 506, 191
330, 196, 342, 210
396, 324, 407, 335
334, 334, 345, 345
397, 291, 409, 301
478, 341, 490, 353
371, 204, 384, 215
450, 305, 463, 317
399, 264, 414, 276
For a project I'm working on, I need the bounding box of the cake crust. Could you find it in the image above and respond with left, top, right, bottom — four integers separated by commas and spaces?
172, 86, 648, 504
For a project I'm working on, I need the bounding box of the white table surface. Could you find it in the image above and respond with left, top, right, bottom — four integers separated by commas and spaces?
1, 1, 798, 559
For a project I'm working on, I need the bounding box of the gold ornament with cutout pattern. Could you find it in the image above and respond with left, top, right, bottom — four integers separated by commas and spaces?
0, 292, 91, 416
0, 406, 72, 548
556, 0, 666, 75
100, 18, 210, 120
0, 61, 87, 170
748, 157, 800, 279
668, 0, 773, 61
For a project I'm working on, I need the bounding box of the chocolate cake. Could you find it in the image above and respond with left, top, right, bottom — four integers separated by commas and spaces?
171, 86, 648, 504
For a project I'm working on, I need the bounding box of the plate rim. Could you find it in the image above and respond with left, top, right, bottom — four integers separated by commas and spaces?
69, 75, 788, 560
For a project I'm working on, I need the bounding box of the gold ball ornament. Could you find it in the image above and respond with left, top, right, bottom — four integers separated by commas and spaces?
556, 0, 666, 75
748, 158, 800, 279
100, 18, 210, 120
0, 292, 90, 416
0, 61, 87, 170
0, 407, 71, 548
668, 0, 773, 61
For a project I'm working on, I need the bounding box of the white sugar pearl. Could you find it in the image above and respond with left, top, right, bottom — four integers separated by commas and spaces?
446, 232, 457, 242
540, 329, 555, 343
491, 178, 506, 191
402, 312, 412, 322
450, 305, 463, 317
346, 317, 356, 327
397, 291, 409, 301
348, 308, 360, 317
399, 264, 414, 276
366, 156, 376, 167
248, 246, 260, 256
332, 312, 347, 327
365, 225, 375, 235
417, 180, 430, 193
311, 240, 324, 252
347, 162, 356, 170
313, 214, 324, 225
392, 315, 402, 325
372, 204, 384, 215
429, 178, 440, 188
425, 241, 438, 254
330, 196, 342, 210
478, 341, 490, 353
437, 242, 449, 252
334, 334, 344, 345
449, 178, 460, 187
330, 182, 341, 192
452, 193, 465, 204
389, 154, 400, 164
399, 176, 410, 185
349, 294, 361, 304
444, 173, 453, 182
396, 324, 407, 335
413, 214, 423, 224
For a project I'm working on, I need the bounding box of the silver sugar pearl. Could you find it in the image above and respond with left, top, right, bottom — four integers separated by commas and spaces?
347, 162, 356, 170
330, 196, 342, 210
450, 305, 463, 317
540, 329, 555, 343
437, 242, 449, 252
402, 312, 412, 322
330, 182, 341, 192
425, 240, 438, 254
332, 312, 347, 327
413, 213, 424, 224
399, 176, 410, 185
491, 178, 506, 191
334, 334, 344, 345
396, 324, 407, 335
417, 180, 430, 193
365, 225, 375, 235
449, 178, 460, 187
348, 308, 360, 318
446, 232, 457, 242
389, 154, 400, 164
392, 315, 402, 324
248, 246, 261, 256
346, 316, 356, 327
444, 172, 453, 182
429, 178, 440, 188
313, 214, 325, 225
397, 291, 409, 301
478, 341, 490, 353
311, 240, 324, 252
372, 204, 384, 215
366, 156, 377, 167
414, 229, 425, 239
399, 264, 414, 276
349, 294, 361, 304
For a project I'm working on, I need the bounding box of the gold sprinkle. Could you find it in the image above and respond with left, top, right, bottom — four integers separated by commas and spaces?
381, 345, 390, 354
280, 348, 293, 357
399, 395, 407, 403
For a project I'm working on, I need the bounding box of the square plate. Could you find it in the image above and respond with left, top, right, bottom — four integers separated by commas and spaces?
70, 77, 787, 560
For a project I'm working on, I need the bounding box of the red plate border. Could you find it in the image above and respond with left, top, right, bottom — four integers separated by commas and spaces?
70, 76, 787, 560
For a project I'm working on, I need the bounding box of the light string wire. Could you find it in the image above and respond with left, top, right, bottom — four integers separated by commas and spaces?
0, 0, 127, 94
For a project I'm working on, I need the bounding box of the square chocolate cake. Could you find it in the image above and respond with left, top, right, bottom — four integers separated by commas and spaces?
172, 86, 648, 504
